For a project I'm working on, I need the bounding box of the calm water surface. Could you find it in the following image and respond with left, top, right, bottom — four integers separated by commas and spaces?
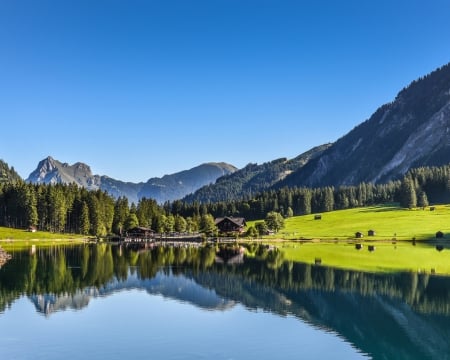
1, 244, 449, 359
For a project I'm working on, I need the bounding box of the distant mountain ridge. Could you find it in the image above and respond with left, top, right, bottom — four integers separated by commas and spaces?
183, 144, 331, 203
26, 156, 237, 203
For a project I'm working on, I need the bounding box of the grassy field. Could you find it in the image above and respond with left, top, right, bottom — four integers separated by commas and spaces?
248, 204, 450, 241
0, 226, 88, 250
247, 204, 450, 274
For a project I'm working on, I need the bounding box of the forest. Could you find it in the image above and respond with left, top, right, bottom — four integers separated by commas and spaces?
1, 163, 450, 237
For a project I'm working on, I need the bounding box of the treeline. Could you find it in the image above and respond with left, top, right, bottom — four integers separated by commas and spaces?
0, 182, 216, 237
1, 164, 450, 236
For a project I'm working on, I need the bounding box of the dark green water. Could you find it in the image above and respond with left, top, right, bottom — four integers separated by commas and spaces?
1, 243, 450, 359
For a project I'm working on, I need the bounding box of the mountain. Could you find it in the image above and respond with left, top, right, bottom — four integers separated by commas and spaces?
279, 62, 450, 188
26, 156, 237, 203
0, 159, 21, 183
138, 162, 237, 203
27, 156, 103, 188
183, 144, 331, 203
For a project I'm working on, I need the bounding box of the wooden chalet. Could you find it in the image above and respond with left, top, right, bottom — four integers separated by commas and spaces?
215, 217, 247, 234
125, 226, 155, 240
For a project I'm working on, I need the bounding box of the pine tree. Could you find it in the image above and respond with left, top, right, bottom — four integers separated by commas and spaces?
80, 201, 90, 235
417, 191, 429, 209
399, 177, 417, 209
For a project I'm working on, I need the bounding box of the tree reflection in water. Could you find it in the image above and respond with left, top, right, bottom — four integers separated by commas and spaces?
1, 243, 450, 359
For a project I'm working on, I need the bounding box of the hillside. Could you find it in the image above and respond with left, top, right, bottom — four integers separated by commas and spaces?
0, 160, 21, 183
26, 156, 237, 203
279, 62, 450, 188
183, 144, 330, 203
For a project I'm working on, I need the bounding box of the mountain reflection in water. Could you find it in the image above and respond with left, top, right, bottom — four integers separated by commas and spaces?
1, 243, 450, 359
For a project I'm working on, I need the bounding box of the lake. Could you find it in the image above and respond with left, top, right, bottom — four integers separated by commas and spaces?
1, 243, 450, 359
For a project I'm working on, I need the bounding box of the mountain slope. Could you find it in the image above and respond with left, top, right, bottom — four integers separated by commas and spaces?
138, 162, 237, 203
0, 159, 21, 183
279, 62, 450, 188
183, 144, 331, 203
26, 156, 236, 203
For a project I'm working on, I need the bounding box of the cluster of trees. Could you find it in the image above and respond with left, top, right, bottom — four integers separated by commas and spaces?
0, 182, 115, 236
399, 165, 450, 208
0, 182, 219, 237
2, 164, 450, 237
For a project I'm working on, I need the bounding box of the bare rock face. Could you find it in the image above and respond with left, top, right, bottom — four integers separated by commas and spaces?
373, 101, 450, 182
26, 156, 101, 189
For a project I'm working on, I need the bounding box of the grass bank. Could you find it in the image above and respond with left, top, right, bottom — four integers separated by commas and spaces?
0, 226, 88, 250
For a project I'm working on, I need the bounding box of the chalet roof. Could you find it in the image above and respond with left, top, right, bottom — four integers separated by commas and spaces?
128, 226, 154, 232
214, 216, 246, 227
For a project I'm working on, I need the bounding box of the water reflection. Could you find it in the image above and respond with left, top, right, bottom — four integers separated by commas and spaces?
1, 243, 450, 359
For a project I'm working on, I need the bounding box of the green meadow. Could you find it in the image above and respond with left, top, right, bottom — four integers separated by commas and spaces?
0, 227, 87, 250
247, 204, 450, 274
249, 204, 450, 241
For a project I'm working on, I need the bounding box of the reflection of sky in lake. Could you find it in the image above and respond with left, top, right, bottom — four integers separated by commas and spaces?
0, 290, 367, 360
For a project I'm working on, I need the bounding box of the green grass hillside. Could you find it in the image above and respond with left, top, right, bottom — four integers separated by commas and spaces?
250, 204, 450, 241
247, 204, 450, 274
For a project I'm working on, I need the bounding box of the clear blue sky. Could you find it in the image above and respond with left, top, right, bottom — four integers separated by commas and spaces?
1, 0, 450, 182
